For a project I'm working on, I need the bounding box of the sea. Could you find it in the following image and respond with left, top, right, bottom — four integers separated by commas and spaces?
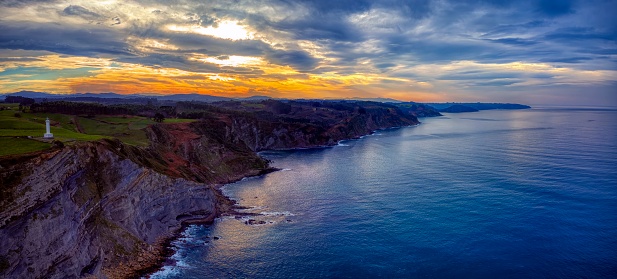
150, 107, 617, 278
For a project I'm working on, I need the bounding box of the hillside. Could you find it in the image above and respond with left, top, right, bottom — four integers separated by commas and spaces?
0, 100, 419, 278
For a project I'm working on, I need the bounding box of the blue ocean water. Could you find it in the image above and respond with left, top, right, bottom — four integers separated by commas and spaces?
151, 107, 617, 278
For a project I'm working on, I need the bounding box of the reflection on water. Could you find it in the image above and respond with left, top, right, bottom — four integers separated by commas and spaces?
151, 108, 617, 279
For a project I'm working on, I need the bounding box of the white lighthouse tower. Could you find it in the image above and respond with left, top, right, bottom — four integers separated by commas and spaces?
43, 117, 54, 139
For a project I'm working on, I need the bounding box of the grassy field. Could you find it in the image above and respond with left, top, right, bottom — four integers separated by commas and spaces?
0, 137, 52, 156
0, 103, 196, 155
0, 105, 102, 141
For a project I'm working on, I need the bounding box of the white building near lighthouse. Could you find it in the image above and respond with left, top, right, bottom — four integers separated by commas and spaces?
43, 117, 54, 139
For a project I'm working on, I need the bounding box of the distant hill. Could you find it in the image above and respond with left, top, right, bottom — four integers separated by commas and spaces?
238, 95, 272, 101
151, 93, 229, 102
2, 91, 59, 99
346, 97, 403, 103
1, 91, 279, 103
393, 102, 442, 117
439, 104, 479, 113
425, 102, 530, 113
2, 91, 234, 103
2, 92, 530, 114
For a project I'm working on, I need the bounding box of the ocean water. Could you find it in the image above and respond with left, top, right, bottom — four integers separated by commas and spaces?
150, 107, 617, 278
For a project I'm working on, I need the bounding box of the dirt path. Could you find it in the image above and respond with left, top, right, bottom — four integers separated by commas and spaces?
72, 116, 85, 133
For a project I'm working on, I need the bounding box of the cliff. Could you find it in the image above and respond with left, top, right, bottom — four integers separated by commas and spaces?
0, 139, 249, 278
391, 102, 442, 117
0, 101, 419, 278
207, 100, 420, 151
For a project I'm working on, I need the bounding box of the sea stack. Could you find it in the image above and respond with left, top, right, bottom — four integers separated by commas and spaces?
43, 117, 54, 139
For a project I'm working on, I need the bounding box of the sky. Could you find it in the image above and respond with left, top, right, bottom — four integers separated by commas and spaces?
0, 0, 616, 105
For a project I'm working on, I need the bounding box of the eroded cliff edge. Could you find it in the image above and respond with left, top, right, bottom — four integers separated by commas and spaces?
0, 101, 419, 278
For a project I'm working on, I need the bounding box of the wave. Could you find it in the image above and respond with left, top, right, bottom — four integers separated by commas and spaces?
260, 211, 295, 216
149, 245, 190, 278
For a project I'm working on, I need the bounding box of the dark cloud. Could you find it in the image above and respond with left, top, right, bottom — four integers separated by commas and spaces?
264, 49, 319, 71
0, 57, 43, 63
439, 72, 524, 81
529, 73, 555, 79
271, 15, 364, 42
111, 17, 121, 25
544, 28, 617, 42
147, 29, 265, 57
63, 5, 101, 20
199, 14, 218, 27
481, 20, 547, 38
0, 21, 132, 56
375, 62, 397, 69
487, 38, 538, 46
0, 0, 58, 7
582, 48, 617, 55
473, 79, 524, 86
118, 53, 222, 73
538, 57, 593, 63
385, 37, 491, 63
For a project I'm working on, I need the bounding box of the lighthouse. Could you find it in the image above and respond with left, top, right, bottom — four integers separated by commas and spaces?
43, 117, 54, 139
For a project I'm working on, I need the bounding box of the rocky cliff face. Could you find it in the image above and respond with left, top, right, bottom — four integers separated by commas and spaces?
0, 102, 419, 279
196, 101, 420, 151
0, 140, 238, 278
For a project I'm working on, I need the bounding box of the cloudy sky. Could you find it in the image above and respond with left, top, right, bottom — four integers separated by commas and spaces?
0, 0, 616, 105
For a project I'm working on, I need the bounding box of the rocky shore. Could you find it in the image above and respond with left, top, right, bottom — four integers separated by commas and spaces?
0, 101, 421, 278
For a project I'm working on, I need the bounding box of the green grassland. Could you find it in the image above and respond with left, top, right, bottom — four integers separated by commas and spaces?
0, 137, 53, 156
0, 103, 195, 156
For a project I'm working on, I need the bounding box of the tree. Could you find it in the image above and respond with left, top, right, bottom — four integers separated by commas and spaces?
5, 96, 35, 105
153, 113, 165, 123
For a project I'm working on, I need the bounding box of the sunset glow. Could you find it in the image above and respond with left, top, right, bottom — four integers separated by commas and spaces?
167, 21, 255, 41
0, 0, 615, 105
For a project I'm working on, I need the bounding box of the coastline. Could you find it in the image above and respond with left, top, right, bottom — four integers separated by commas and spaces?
136, 166, 279, 278
138, 108, 617, 278
141, 124, 420, 277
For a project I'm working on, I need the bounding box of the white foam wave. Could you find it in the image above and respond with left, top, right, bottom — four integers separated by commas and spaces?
148, 247, 190, 278
260, 211, 295, 216
149, 264, 181, 278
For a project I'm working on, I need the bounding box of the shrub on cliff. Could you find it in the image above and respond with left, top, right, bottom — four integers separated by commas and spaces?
153, 113, 165, 123
52, 140, 64, 148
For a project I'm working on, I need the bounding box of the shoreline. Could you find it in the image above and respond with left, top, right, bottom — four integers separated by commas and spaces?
140, 124, 420, 277
137, 167, 279, 278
